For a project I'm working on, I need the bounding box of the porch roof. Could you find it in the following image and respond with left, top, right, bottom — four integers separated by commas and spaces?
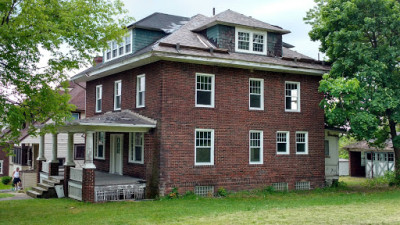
57, 110, 157, 133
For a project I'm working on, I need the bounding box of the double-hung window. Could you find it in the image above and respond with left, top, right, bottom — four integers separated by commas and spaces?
276, 131, 289, 154
249, 78, 264, 110
285, 82, 300, 112
129, 132, 144, 164
195, 129, 214, 165
136, 74, 145, 108
94, 132, 105, 159
0, 160, 3, 174
112, 42, 118, 58
96, 85, 102, 113
195, 73, 215, 107
114, 80, 121, 110
118, 42, 124, 55
106, 42, 112, 60
296, 132, 308, 154
249, 131, 263, 164
235, 28, 267, 55
125, 35, 131, 53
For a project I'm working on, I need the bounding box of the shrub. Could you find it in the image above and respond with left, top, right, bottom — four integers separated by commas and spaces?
166, 187, 179, 199
217, 187, 228, 197
262, 186, 275, 194
1, 176, 12, 185
364, 171, 397, 187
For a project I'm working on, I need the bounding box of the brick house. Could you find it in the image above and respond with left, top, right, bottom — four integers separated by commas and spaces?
35, 10, 333, 202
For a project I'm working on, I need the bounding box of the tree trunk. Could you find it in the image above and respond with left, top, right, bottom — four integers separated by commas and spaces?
389, 119, 400, 184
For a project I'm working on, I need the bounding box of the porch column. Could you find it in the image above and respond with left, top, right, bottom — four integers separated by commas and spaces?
64, 132, 76, 197
83, 131, 96, 169
36, 134, 46, 183
49, 133, 59, 176
82, 131, 96, 202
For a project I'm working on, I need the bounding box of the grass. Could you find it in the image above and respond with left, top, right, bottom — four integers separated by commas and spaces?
0, 178, 400, 225
0, 193, 14, 198
0, 182, 12, 190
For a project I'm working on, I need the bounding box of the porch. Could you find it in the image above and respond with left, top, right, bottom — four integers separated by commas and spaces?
34, 110, 156, 202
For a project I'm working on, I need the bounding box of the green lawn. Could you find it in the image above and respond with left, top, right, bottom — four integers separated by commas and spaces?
0, 193, 14, 198
0, 183, 12, 190
0, 179, 400, 225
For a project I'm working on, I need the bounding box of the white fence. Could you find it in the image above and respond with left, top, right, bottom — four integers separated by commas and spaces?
70, 168, 83, 182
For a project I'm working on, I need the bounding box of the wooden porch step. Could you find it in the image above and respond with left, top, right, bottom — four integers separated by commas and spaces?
38, 183, 52, 190
43, 178, 60, 187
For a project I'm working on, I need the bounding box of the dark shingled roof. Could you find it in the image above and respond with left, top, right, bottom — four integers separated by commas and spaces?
191, 9, 290, 34
68, 82, 86, 112
66, 110, 156, 127
128, 12, 190, 33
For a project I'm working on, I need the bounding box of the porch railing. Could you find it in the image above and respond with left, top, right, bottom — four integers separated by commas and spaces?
41, 162, 49, 173
70, 168, 83, 182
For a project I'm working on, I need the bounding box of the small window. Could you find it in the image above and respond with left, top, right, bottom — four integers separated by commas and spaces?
249, 131, 263, 164
296, 132, 308, 154
238, 32, 250, 50
249, 78, 264, 110
71, 112, 80, 120
114, 80, 121, 110
195, 186, 215, 197
106, 42, 111, 60
388, 152, 394, 161
272, 182, 288, 191
361, 152, 366, 166
136, 75, 145, 108
118, 42, 124, 55
285, 82, 300, 112
0, 160, 3, 174
94, 132, 105, 159
125, 35, 131, 53
195, 73, 215, 107
235, 28, 267, 55
276, 131, 289, 154
295, 181, 310, 190
129, 132, 144, 164
324, 140, 330, 157
195, 129, 214, 165
74, 144, 85, 160
112, 41, 117, 58
96, 85, 102, 113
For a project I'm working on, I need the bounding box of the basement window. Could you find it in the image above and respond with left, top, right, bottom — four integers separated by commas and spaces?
272, 182, 288, 191
195, 186, 214, 197
295, 181, 310, 190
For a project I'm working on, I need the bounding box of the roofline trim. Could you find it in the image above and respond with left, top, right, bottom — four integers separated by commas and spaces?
73, 50, 329, 82
191, 21, 291, 34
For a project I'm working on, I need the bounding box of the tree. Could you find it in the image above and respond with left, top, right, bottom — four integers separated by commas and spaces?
0, 0, 132, 153
305, 0, 400, 182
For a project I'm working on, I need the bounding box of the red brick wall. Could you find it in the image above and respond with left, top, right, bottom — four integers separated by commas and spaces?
349, 151, 365, 177
87, 61, 325, 196
0, 146, 10, 177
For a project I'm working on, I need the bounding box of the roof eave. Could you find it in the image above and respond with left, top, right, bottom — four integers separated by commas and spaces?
191, 21, 291, 34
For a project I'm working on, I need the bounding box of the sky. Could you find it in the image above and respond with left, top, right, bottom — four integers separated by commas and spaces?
121, 0, 322, 60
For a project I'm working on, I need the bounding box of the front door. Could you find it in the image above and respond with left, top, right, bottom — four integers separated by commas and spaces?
110, 134, 123, 175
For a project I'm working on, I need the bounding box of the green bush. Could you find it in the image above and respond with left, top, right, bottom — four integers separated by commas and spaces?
1, 176, 12, 185
166, 187, 179, 199
262, 186, 275, 194
364, 171, 397, 187
217, 187, 228, 197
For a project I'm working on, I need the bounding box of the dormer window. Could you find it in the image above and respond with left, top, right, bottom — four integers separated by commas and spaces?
104, 31, 132, 62
235, 28, 267, 55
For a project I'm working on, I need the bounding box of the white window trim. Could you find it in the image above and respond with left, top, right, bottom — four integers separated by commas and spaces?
95, 85, 102, 113
0, 160, 3, 174
136, 74, 145, 108
249, 78, 264, 110
195, 73, 215, 108
249, 130, 263, 164
104, 31, 133, 62
114, 80, 122, 111
285, 81, 301, 112
235, 27, 267, 55
276, 131, 290, 155
194, 129, 215, 166
296, 131, 308, 155
129, 132, 144, 164
94, 132, 106, 160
